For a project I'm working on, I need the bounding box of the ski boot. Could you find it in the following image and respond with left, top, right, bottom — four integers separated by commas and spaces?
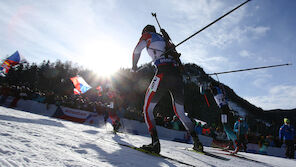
140, 129, 160, 154
232, 146, 240, 154
231, 140, 240, 154
223, 140, 234, 151
243, 146, 247, 152
191, 132, 204, 152
113, 120, 121, 132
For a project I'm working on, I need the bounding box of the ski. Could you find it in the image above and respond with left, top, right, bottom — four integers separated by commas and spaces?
184, 147, 230, 161
117, 143, 195, 167
217, 149, 270, 165
220, 152, 265, 163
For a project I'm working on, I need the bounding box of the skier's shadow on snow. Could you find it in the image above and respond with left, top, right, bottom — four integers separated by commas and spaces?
0, 114, 65, 127
80, 132, 179, 167
180, 150, 217, 167
83, 130, 99, 135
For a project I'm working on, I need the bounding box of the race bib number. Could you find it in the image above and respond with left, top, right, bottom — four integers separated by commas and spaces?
149, 76, 160, 92
221, 114, 228, 123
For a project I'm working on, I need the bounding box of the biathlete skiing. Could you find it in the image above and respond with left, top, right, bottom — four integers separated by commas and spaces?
208, 81, 240, 153
100, 83, 122, 132
233, 117, 249, 152
132, 24, 203, 154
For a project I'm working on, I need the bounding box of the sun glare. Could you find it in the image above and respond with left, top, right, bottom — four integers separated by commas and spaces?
92, 61, 119, 77
78, 39, 129, 77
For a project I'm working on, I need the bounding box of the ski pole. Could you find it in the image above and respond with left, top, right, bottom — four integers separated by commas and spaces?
174, 0, 251, 49
136, 62, 154, 72
136, 0, 252, 72
208, 63, 292, 75
104, 121, 108, 133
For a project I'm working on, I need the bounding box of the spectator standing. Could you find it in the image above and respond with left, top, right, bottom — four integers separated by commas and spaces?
202, 124, 211, 136
0, 84, 11, 105
171, 116, 180, 131
279, 118, 295, 159
195, 122, 203, 135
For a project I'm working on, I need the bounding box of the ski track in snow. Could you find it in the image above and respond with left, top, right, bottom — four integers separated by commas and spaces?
0, 106, 296, 167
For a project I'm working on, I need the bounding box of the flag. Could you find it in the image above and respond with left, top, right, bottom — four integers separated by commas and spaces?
70, 76, 92, 95
0, 51, 24, 76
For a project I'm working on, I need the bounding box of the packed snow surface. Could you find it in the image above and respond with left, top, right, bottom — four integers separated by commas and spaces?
0, 106, 295, 167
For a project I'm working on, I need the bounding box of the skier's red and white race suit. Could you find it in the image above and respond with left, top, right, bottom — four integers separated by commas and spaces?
132, 32, 195, 134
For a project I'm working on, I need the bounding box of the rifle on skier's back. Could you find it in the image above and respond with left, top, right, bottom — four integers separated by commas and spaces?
152, 13, 183, 70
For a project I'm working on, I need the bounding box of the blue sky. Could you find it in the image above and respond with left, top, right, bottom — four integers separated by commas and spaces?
0, 0, 295, 110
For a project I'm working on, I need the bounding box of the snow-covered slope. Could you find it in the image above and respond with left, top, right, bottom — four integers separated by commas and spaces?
0, 106, 295, 167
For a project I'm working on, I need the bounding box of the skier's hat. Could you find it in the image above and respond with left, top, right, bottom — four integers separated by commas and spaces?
142, 25, 156, 35
284, 118, 290, 124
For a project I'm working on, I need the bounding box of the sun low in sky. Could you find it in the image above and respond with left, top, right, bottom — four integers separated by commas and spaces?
76, 38, 130, 77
